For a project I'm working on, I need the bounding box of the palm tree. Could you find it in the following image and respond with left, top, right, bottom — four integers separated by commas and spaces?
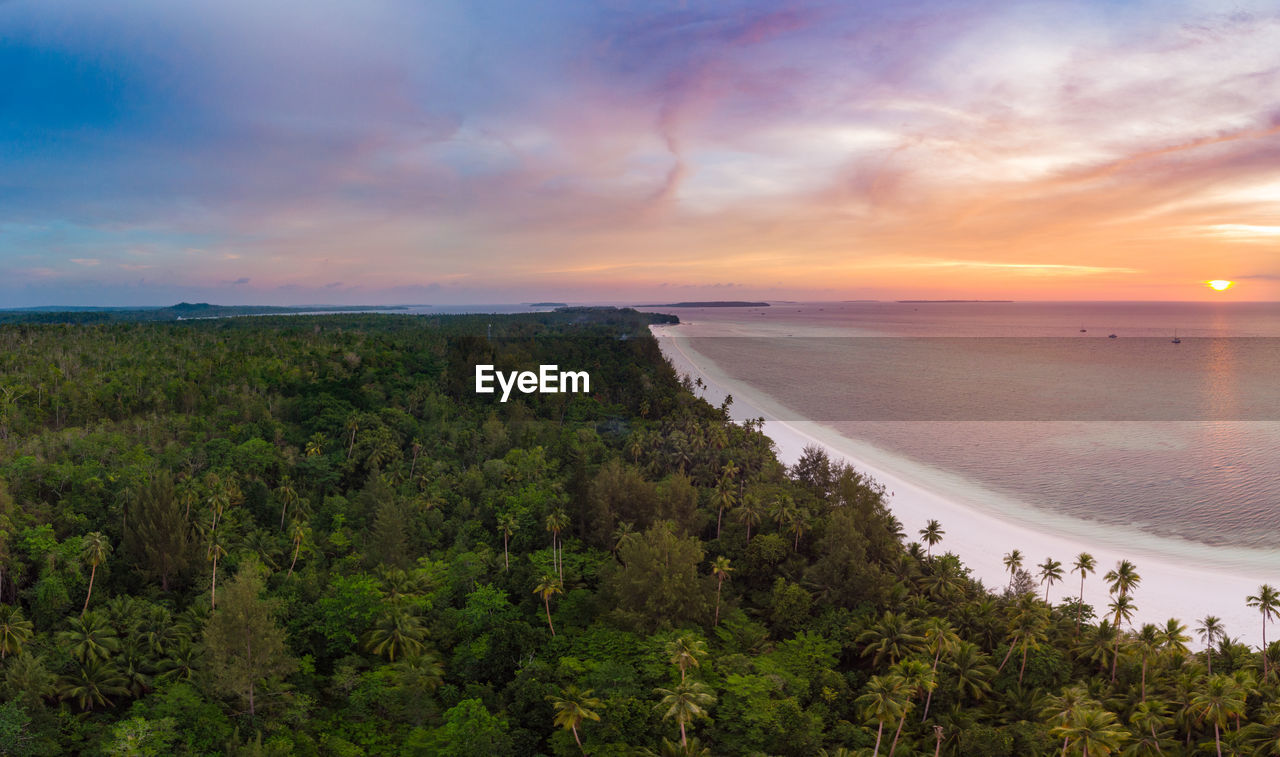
890, 659, 934, 755
549, 685, 603, 755
80, 531, 111, 615
856, 673, 908, 757
733, 495, 763, 545
1134, 623, 1162, 701
1108, 595, 1137, 682
1104, 560, 1141, 601
497, 512, 519, 571
1038, 558, 1064, 604
1050, 706, 1129, 756
711, 557, 733, 626
714, 472, 737, 539
287, 520, 308, 577
1160, 618, 1190, 660
275, 475, 299, 529
206, 536, 226, 609
59, 659, 128, 711
1072, 552, 1096, 633
1247, 584, 1280, 681
1003, 550, 1024, 590
946, 641, 995, 703
654, 680, 715, 749
546, 509, 570, 580
667, 635, 708, 682
1197, 616, 1224, 675
1128, 699, 1174, 756
1040, 685, 1092, 756
858, 612, 925, 668
364, 610, 427, 662
919, 520, 944, 561
920, 618, 959, 722
0, 605, 34, 660
57, 612, 121, 664
1193, 674, 1246, 757
534, 574, 563, 636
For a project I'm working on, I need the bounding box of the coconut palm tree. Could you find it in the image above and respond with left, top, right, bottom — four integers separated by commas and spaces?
497, 512, 518, 571
1128, 699, 1175, 756
714, 472, 737, 539
275, 475, 299, 530
654, 680, 715, 749
1193, 674, 1246, 757
549, 685, 603, 756
534, 574, 563, 636
57, 612, 120, 664
1104, 560, 1141, 601
1050, 706, 1129, 756
711, 556, 732, 626
59, 659, 128, 711
1108, 595, 1137, 682
206, 536, 226, 609
1038, 558, 1064, 603
546, 509, 570, 580
1247, 584, 1280, 681
364, 610, 426, 662
856, 673, 909, 757
920, 618, 959, 721
80, 531, 111, 615
287, 519, 308, 577
919, 520, 944, 562
1040, 684, 1092, 756
1003, 550, 1024, 590
1197, 616, 1224, 675
858, 612, 925, 668
667, 635, 708, 682
1072, 552, 1096, 633
0, 605, 34, 660
890, 659, 934, 755
946, 641, 995, 703
1134, 623, 1162, 701
733, 495, 763, 545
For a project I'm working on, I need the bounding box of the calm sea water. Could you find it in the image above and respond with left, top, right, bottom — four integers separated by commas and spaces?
656, 301, 1280, 550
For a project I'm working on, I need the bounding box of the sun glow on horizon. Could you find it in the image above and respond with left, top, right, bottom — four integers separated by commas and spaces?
1206, 280, 1234, 291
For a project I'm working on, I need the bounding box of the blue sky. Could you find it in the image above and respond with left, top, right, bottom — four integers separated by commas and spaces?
3, 0, 1279, 305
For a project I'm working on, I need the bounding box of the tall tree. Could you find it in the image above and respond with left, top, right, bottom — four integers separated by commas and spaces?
80, 532, 111, 615
711, 556, 732, 626
548, 685, 602, 756
0, 605, 34, 660
203, 560, 297, 716
1197, 615, 1224, 675
1247, 584, 1280, 681
124, 473, 194, 592
1037, 558, 1063, 603
856, 674, 908, 757
497, 512, 518, 572
1071, 552, 1096, 634
654, 680, 715, 749
1003, 550, 1024, 591
534, 574, 563, 636
919, 520, 944, 561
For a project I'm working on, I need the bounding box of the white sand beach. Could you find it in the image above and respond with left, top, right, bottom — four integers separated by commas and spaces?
653, 323, 1274, 649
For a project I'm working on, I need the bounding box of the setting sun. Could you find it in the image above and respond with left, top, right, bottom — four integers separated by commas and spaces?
1207, 279, 1234, 291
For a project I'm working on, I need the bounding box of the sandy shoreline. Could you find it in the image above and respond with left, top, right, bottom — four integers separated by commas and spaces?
652, 323, 1272, 649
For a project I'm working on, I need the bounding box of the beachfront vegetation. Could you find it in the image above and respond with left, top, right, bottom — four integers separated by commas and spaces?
0, 309, 1277, 755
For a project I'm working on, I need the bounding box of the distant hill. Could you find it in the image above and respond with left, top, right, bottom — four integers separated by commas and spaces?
636, 301, 770, 308
526, 301, 569, 307
0, 302, 408, 324
897, 300, 1014, 303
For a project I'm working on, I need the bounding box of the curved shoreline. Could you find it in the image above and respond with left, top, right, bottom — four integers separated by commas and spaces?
652, 323, 1275, 648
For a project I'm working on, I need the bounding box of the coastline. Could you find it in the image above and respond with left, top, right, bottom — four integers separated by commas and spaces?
652, 323, 1271, 649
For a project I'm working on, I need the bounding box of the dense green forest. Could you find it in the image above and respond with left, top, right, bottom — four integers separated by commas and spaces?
0, 309, 1277, 755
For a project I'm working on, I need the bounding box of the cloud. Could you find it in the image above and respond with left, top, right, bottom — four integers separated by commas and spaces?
229, 277, 250, 285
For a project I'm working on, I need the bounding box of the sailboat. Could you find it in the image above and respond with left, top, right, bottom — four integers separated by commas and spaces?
1171, 329, 1181, 344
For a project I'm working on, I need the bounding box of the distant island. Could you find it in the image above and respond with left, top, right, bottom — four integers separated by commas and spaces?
526, 301, 569, 307
637, 301, 770, 308
841, 299, 880, 302
897, 299, 1014, 303
0, 302, 409, 324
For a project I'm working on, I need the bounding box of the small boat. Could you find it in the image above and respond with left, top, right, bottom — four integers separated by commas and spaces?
1079, 326, 1087, 332
1108, 333, 1117, 338
1171, 329, 1181, 344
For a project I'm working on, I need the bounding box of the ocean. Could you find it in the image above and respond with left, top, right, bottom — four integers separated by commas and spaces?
651, 301, 1280, 555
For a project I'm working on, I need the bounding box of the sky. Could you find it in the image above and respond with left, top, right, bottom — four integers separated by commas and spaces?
2, 0, 1279, 306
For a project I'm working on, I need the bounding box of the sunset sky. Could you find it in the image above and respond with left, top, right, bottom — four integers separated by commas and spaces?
2, 0, 1279, 306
